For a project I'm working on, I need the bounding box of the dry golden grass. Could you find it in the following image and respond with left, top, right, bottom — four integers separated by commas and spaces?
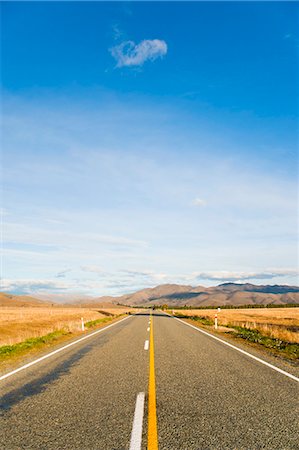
173, 308, 299, 343
0, 306, 133, 346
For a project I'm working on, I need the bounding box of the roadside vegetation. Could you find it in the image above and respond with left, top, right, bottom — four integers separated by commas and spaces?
175, 314, 214, 327
172, 308, 299, 361
0, 306, 132, 347
0, 307, 132, 366
84, 316, 114, 329
231, 326, 299, 359
165, 303, 299, 310
0, 316, 120, 363
0, 330, 70, 360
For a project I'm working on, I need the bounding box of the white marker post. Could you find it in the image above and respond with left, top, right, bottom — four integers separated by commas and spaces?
214, 313, 218, 330
81, 317, 85, 331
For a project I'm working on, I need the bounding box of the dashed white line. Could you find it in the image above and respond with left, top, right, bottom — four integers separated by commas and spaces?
0, 315, 133, 382
129, 392, 145, 450
147, 327, 150, 332
144, 340, 149, 350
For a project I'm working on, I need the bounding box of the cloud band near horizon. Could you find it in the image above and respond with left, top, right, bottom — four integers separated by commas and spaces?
1, 268, 298, 297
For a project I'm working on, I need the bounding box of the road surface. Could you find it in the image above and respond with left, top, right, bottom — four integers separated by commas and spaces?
0, 311, 298, 449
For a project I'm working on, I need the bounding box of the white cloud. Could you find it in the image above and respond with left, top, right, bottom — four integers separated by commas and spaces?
1, 278, 113, 296
4, 222, 148, 250
192, 198, 206, 207
55, 269, 72, 278
81, 265, 105, 275
192, 269, 299, 283
2, 268, 298, 298
2, 93, 297, 296
1, 279, 71, 293
120, 269, 168, 282
0, 208, 10, 217
112, 23, 124, 41
110, 39, 167, 67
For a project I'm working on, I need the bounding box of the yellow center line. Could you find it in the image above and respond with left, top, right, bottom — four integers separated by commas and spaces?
148, 310, 159, 450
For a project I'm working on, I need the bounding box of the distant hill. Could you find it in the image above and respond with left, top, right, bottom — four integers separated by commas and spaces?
215, 283, 299, 294
33, 293, 96, 304
94, 283, 299, 307
0, 292, 51, 307
1, 283, 298, 307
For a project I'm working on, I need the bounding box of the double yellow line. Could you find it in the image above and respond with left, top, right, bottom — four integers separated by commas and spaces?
148, 311, 158, 449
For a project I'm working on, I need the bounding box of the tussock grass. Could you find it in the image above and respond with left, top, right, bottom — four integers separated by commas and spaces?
172, 308, 299, 360
84, 316, 115, 329
0, 314, 124, 363
230, 326, 299, 360
0, 306, 132, 346
175, 313, 214, 326
227, 321, 298, 344
173, 308, 299, 344
0, 330, 70, 360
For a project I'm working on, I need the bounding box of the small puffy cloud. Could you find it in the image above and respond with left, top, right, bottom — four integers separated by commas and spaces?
110, 39, 167, 68
192, 198, 206, 207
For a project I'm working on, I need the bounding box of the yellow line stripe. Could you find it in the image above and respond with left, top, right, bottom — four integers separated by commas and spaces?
148, 311, 159, 449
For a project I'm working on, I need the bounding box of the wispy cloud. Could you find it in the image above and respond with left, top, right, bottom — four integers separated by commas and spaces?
2, 267, 298, 297
110, 39, 167, 67
81, 265, 105, 275
112, 23, 124, 41
192, 197, 206, 207
1, 279, 71, 294
120, 269, 168, 282
0, 208, 10, 217
192, 269, 299, 283
5, 222, 148, 251
2, 93, 298, 296
55, 269, 72, 278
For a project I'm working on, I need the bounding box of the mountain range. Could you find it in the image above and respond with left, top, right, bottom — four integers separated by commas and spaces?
97, 283, 299, 307
1, 283, 299, 307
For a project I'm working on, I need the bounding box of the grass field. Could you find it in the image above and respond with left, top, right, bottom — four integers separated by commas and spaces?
0, 306, 133, 346
171, 308, 299, 344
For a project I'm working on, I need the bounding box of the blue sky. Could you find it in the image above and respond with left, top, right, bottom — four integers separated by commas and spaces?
1, 1, 298, 297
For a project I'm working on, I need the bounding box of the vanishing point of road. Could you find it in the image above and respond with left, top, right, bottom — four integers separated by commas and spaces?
0, 311, 298, 449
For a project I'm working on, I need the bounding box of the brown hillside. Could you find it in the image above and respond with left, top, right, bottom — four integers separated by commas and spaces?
104, 283, 299, 307
0, 292, 50, 307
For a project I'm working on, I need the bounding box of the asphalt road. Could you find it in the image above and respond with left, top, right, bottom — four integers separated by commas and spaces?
0, 311, 298, 450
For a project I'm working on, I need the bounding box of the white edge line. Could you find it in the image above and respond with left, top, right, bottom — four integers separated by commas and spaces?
129, 392, 145, 450
165, 313, 299, 383
0, 315, 133, 382
144, 340, 149, 350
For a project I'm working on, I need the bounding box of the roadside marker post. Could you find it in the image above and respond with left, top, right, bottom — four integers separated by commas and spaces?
214, 313, 218, 330
81, 317, 85, 331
